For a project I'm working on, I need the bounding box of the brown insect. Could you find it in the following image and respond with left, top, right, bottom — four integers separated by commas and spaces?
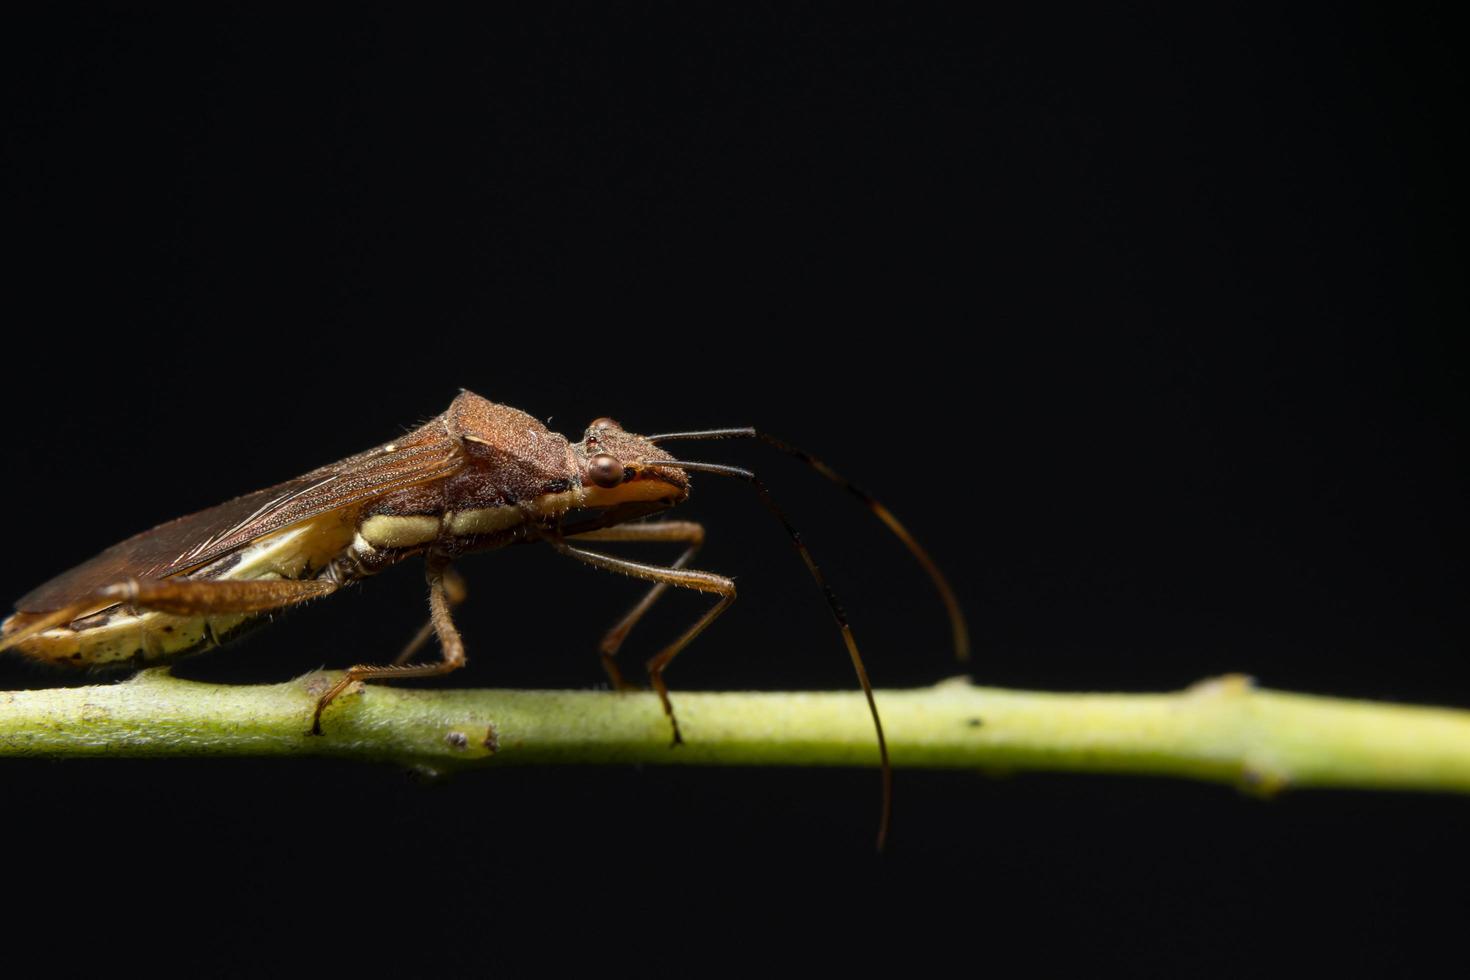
0, 390, 967, 844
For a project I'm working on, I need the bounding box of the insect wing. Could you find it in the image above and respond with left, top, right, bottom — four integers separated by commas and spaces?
14, 435, 463, 614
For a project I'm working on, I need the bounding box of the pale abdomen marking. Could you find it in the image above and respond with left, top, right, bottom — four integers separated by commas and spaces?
446, 504, 525, 537
358, 514, 441, 548
5, 515, 355, 666
357, 488, 590, 546
443, 488, 592, 538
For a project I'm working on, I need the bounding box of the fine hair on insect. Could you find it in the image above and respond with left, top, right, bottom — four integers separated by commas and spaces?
0, 391, 968, 847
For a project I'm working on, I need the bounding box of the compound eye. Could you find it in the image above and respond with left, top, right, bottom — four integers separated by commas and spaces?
590, 416, 621, 431
588, 453, 623, 488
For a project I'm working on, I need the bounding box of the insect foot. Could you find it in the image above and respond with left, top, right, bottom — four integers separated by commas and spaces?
305, 673, 364, 736
2, 392, 972, 851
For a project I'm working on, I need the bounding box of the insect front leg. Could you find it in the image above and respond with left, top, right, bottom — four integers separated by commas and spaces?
567, 520, 706, 690
547, 539, 735, 747
0, 577, 338, 659
311, 558, 467, 735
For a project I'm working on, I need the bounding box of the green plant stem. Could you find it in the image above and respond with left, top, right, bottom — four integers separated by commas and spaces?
5, 669, 1470, 796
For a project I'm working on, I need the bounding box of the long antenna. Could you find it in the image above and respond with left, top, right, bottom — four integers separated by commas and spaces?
648, 427, 969, 661
654, 457, 892, 851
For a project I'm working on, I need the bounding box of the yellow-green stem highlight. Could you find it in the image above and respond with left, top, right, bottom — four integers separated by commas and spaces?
5, 669, 1470, 798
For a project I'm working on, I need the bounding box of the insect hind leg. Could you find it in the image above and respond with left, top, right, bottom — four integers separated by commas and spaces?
0, 576, 338, 662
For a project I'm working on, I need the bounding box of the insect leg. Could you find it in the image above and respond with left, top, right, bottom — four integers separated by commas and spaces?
311, 560, 467, 734
630, 457, 893, 849
567, 521, 706, 689
547, 540, 735, 746
392, 565, 467, 666
0, 577, 337, 655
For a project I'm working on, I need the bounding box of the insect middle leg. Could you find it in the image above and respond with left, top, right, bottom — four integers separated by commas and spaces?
567, 520, 706, 690
311, 558, 466, 734
547, 538, 734, 746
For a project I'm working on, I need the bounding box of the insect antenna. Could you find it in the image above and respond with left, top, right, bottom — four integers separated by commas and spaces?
647, 428, 969, 662
651, 457, 892, 851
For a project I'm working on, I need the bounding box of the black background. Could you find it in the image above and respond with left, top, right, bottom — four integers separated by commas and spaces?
2, 5, 1463, 973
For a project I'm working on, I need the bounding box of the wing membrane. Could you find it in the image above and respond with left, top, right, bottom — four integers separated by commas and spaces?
16, 428, 463, 613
